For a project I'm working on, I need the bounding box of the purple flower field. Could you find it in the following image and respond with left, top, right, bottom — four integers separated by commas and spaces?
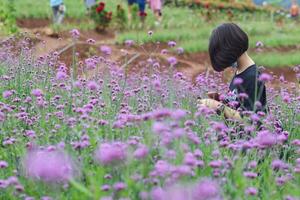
0, 30, 300, 200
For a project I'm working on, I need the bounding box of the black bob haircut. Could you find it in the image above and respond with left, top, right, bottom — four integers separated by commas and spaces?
208, 23, 249, 72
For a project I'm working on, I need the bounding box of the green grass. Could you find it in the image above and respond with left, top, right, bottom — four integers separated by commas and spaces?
14, 0, 124, 19
252, 51, 300, 67
10, 0, 300, 67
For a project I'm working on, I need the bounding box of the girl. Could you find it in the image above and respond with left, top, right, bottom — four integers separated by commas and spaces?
50, 0, 65, 24
149, 0, 163, 23
198, 23, 267, 120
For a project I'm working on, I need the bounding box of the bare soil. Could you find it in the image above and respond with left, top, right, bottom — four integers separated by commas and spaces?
13, 18, 299, 84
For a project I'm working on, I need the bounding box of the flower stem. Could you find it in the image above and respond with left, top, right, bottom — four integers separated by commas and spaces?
69, 179, 93, 198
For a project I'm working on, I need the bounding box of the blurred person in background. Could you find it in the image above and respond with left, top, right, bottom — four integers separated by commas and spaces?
84, 0, 96, 14
290, 0, 299, 19
149, 0, 163, 24
127, 0, 147, 21
50, 0, 65, 24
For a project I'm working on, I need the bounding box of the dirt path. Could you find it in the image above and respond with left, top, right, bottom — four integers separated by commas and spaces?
11, 18, 298, 83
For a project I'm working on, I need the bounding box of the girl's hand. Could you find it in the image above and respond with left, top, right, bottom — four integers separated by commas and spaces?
198, 99, 221, 110
207, 92, 220, 101
198, 99, 242, 120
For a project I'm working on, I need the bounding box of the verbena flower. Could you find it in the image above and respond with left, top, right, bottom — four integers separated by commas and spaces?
192, 179, 221, 200
24, 149, 75, 183
100, 45, 112, 56
233, 77, 243, 85
259, 73, 272, 82
168, 41, 177, 48
87, 81, 99, 91
0, 160, 8, 169
95, 142, 127, 165
245, 187, 258, 196
3, 90, 13, 99
31, 89, 43, 97
255, 130, 277, 148
125, 40, 134, 47
133, 145, 149, 160
56, 71, 67, 80
243, 171, 257, 179
70, 29, 80, 39
113, 182, 127, 191
176, 47, 184, 55
167, 57, 178, 66
271, 159, 288, 170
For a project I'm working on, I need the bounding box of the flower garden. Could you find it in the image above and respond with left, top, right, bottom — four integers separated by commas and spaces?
0, 0, 300, 200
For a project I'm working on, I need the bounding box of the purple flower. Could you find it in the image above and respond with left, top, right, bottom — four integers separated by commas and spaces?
233, 77, 243, 85
245, 187, 258, 196
3, 90, 13, 99
152, 122, 169, 134
100, 45, 112, 56
70, 29, 80, 39
101, 184, 111, 191
24, 149, 75, 183
271, 159, 288, 170
0, 160, 8, 169
276, 176, 287, 186
168, 41, 177, 47
125, 40, 135, 47
161, 49, 168, 54
86, 38, 95, 44
24, 197, 35, 200
243, 171, 257, 179
148, 30, 153, 36
176, 47, 184, 55
194, 149, 203, 158
113, 182, 126, 191
31, 89, 43, 97
171, 109, 187, 120
184, 152, 197, 166
209, 160, 222, 168
0, 179, 8, 189
192, 179, 220, 200
25, 130, 36, 138
167, 57, 178, 66
259, 73, 272, 82
87, 81, 99, 91
95, 142, 127, 165
151, 187, 165, 200
56, 71, 67, 80
256, 41, 264, 48
155, 160, 171, 177
248, 161, 257, 169
41, 197, 53, 200
133, 145, 149, 160
256, 130, 277, 148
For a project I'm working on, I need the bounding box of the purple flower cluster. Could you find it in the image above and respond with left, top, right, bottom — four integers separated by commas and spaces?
24, 149, 75, 183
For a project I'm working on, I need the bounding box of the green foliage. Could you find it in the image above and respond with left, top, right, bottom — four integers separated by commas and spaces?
0, 0, 18, 35
90, 2, 112, 31
114, 4, 127, 30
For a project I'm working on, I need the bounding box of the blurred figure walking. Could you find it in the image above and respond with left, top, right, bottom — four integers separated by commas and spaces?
50, 0, 65, 24
127, 0, 147, 21
149, 0, 163, 24
290, 0, 299, 19
84, 0, 96, 14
